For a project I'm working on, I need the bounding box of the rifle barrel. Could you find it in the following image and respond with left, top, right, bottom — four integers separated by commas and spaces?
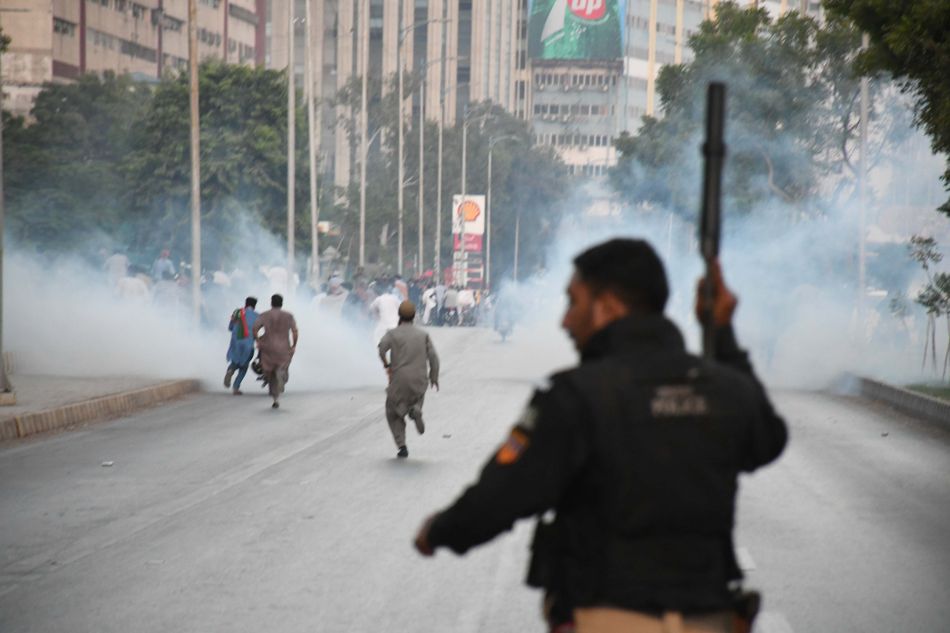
700, 83, 727, 360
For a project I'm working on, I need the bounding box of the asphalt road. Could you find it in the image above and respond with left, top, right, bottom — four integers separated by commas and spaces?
1, 326, 947, 633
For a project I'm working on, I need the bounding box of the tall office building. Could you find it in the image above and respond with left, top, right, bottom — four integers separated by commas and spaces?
1, 0, 264, 119
527, 1, 707, 178
264, 1, 529, 196
526, 0, 822, 178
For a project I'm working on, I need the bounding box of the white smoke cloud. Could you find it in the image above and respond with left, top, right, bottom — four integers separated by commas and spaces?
491, 126, 950, 390
4, 216, 384, 393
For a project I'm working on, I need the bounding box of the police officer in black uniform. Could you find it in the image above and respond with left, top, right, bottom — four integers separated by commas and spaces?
413, 238, 787, 633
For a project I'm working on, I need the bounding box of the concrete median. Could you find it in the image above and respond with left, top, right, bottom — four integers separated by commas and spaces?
854, 376, 950, 427
0, 379, 201, 441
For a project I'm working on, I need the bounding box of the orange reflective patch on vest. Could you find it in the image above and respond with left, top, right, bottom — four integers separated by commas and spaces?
496, 429, 530, 465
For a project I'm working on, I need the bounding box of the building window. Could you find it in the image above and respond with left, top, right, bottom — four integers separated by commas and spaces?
89, 28, 117, 50
121, 38, 157, 62
229, 3, 259, 25
54, 18, 77, 36
131, 3, 147, 19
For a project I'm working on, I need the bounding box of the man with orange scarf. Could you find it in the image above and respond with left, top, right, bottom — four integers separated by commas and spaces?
225, 296, 259, 395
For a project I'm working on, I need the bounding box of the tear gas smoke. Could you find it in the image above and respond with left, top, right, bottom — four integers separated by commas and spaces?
494, 128, 949, 390
5, 218, 383, 393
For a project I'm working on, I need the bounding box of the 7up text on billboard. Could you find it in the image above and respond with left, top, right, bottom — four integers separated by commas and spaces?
527, 0, 624, 61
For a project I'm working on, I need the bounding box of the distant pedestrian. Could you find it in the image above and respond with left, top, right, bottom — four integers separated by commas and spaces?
370, 283, 402, 344
151, 249, 176, 281
115, 270, 150, 304
103, 250, 129, 288
421, 284, 437, 325
314, 275, 349, 317
378, 301, 439, 458
442, 285, 460, 326
394, 274, 409, 301
253, 294, 299, 409
225, 296, 259, 395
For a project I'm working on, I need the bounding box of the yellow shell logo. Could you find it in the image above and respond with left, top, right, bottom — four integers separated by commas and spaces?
459, 200, 481, 222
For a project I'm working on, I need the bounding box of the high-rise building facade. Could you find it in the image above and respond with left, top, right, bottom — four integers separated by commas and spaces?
1, 0, 264, 118
527, 0, 822, 178
264, 1, 529, 195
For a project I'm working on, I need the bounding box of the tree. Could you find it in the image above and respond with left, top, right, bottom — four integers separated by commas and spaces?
909, 235, 950, 380
124, 61, 291, 266
608, 2, 902, 218
824, 0, 950, 217
5, 73, 151, 252
329, 72, 571, 278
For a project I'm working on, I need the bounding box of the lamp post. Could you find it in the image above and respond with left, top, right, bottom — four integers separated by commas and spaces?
417, 70, 425, 275
434, 80, 469, 282
286, 0, 295, 289
486, 135, 518, 291
513, 211, 520, 283
411, 56, 455, 276
358, 0, 369, 267
305, 0, 322, 286
188, 0, 202, 324
456, 107, 493, 286
398, 18, 446, 276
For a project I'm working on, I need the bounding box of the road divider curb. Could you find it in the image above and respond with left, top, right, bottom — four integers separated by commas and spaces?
0, 379, 202, 441
855, 376, 950, 427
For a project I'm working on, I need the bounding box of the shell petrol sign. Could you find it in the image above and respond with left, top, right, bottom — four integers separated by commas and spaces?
452, 195, 486, 236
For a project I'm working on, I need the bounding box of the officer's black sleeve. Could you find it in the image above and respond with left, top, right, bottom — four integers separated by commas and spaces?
426, 378, 588, 555
715, 325, 788, 471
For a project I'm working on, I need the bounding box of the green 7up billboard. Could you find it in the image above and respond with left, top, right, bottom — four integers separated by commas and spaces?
527, 0, 625, 61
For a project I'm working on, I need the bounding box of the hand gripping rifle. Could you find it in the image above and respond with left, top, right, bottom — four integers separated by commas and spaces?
699, 83, 726, 361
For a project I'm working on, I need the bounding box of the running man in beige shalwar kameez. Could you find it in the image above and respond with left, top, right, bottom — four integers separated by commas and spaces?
253, 293, 299, 409
378, 301, 440, 458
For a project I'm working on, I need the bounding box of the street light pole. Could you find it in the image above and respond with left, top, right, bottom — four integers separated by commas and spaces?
358, 0, 369, 268
188, 0, 201, 326
398, 18, 444, 277
513, 211, 520, 283
306, 0, 321, 286
287, 0, 296, 288
435, 79, 469, 283
0, 32, 9, 395
397, 22, 405, 275
486, 135, 518, 291
434, 6, 447, 281
457, 108, 492, 287
418, 71, 425, 274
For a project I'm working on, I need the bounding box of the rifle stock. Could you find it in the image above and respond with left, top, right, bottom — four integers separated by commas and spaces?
700, 83, 727, 360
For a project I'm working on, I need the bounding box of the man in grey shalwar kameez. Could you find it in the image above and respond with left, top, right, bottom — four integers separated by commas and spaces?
253, 294, 299, 409
378, 301, 440, 458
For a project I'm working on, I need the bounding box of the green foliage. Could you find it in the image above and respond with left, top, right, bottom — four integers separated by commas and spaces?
608, 2, 901, 218
4, 62, 567, 279
825, 0, 950, 216
908, 235, 950, 379
5, 73, 151, 251
328, 73, 570, 277
124, 61, 291, 264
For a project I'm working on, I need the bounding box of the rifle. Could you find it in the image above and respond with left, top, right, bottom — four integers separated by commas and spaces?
699, 82, 727, 360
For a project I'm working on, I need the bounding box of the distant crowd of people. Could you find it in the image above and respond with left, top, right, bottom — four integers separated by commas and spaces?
98, 248, 516, 341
